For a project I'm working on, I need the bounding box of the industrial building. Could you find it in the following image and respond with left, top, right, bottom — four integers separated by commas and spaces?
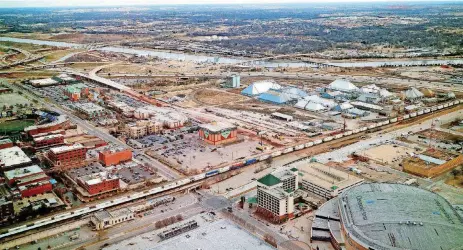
47, 144, 87, 170
198, 121, 237, 145
0, 146, 32, 170
256, 168, 298, 223
404, 87, 425, 101
293, 162, 364, 199
223, 74, 241, 88
311, 183, 463, 250
91, 207, 134, 230
326, 79, 359, 93
241, 80, 281, 96
98, 147, 132, 167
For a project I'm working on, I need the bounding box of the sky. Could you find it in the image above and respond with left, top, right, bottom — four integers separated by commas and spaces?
0, 0, 459, 8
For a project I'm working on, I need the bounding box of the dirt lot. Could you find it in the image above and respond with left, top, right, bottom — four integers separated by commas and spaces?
358, 144, 415, 165
417, 129, 463, 142
194, 89, 247, 105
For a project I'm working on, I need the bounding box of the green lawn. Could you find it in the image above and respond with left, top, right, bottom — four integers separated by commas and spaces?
0, 119, 35, 134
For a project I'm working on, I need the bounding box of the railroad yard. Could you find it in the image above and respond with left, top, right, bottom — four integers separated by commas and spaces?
0, 4, 463, 250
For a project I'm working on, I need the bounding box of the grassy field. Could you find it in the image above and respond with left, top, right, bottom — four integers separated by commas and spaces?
0, 119, 35, 134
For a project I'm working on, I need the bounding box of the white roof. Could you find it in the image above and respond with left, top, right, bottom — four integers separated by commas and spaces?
50, 144, 84, 154
404, 87, 424, 99
33, 134, 64, 142
199, 121, 236, 132
4, 165, 43, 180
241, 81, 281, 95
302, 95, 336, 108
0, 146, 32, 168
361, 84, 380, 93
350, 101, 384, 111
328, 79, 359, 92
30, 78, 58, 86
295, 100, 326, 111
336, 102, 354, 110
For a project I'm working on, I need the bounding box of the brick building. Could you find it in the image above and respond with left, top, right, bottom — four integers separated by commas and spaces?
98, 148, 132, 167
4, 165, 49, 187
63, 83, 89, 101
18, 180, 52, 198
33, 134, 64, 148
24, 115, 69, 137
77, 172, 120, 195
198, 121, 237, 145
0, 138, 13, 150
48, 144, 87, 170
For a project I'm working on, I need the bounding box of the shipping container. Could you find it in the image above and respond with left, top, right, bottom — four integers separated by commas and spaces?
334, 134, 343, 139
344, 131, 353, 136
390, 118, 398, 123
305, 142, 314, 148
294, 144, 305, 150
410, 112, 417, 117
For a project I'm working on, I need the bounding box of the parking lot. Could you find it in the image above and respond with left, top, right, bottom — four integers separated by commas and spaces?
149, 133, 261, 172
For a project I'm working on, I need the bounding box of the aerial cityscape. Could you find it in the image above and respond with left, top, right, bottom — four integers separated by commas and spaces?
0, 1, 462, 250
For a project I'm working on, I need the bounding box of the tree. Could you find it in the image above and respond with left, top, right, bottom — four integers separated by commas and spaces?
450, 168, 461, 179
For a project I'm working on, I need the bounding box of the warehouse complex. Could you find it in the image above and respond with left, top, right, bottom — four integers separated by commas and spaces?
311, 183, 463, 250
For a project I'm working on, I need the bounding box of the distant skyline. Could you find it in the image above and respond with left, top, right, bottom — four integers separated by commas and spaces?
0, 0, 461, 8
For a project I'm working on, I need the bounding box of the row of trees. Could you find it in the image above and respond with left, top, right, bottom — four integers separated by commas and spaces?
154, 214, 184, 229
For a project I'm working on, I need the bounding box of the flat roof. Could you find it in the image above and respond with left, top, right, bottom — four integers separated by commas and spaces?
49, 144, 84, 154
4, 165, 43, 180
292, 162, 363, 191
33, 134, 64, 142
0, 146, 32, 168
0, 138, 12, 144
339, 183, 463, 250
199, 121, 236, 133
120, 219, 275, 250
74, 102, 104, 112
271, 112, 293, 120
259, 186, 291, 199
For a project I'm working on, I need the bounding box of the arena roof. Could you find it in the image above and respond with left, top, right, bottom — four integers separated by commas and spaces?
339, 183, 463, 250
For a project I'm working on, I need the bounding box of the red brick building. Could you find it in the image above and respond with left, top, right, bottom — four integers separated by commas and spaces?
77, 172, 119, 195
4, 165, 49, 187
33, 134, 64, 148
48, 144, 87, 170
25, 115, 69, 137
18, 181, 52, 198
98, 148, 132, 167
0, 139, 13, 150
198, 122, 238, 145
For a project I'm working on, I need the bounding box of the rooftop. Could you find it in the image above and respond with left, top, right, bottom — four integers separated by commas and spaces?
33, 134, 64, 142
257, 174, 281, 187
4, 165, 44, 180
0, 138, 12, 145
49, 144, 84, 154
199, 121, 236, 133
0, 146, 32, 168
292, 162, 363, 191
74, 102, 104, 113
339, 183, 463, 250
151, 219, 274, 250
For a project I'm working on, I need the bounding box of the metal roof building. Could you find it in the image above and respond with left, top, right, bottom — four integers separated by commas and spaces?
241, 80, 282, 96
336, 183, 463, 250
328, 79, 359, 93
